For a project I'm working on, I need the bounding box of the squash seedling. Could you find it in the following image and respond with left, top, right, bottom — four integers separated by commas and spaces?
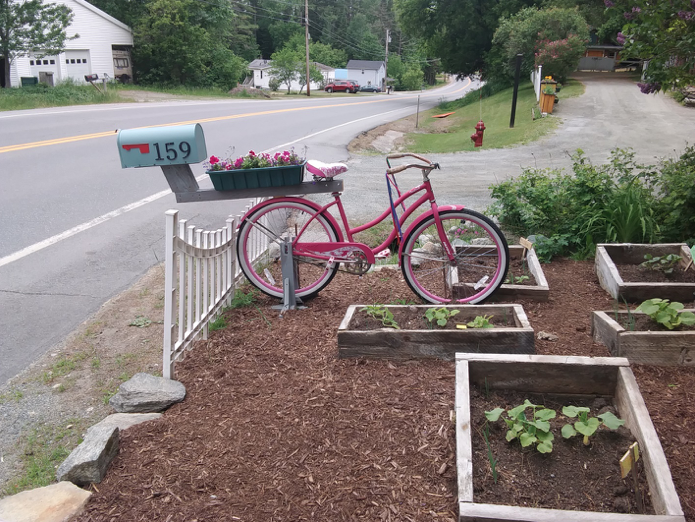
636, 298, 695, 330
424, 307, 460, 327
466, 314, 494, 329
485, 399, 556, 453
560, 406, 625, 445
361, 305, 400, 329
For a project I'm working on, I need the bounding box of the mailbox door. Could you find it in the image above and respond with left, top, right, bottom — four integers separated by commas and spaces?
117, 123, 207, 168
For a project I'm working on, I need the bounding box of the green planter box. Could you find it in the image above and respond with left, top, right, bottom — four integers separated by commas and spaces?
207, 163, 305, 191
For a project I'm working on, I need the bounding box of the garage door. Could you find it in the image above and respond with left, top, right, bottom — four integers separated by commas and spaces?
64, 51, 92, 83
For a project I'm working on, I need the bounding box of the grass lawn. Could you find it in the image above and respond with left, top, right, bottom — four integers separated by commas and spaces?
403, 79, 585, 153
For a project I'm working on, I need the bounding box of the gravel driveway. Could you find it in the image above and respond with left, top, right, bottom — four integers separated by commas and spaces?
339, 72, 695, 220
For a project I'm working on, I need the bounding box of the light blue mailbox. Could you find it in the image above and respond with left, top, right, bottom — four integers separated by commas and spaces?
117, 124, 207, 168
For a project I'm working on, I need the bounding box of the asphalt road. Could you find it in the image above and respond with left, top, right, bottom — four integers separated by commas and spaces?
0, 79, 475, 386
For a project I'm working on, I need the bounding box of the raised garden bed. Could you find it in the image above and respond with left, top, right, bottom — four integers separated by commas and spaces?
337, 304, 534, 360
591, 310, 695, 366
451, 245, 549, 302
455, 353, 685, 522
490, 245, 549, 302
595, 243, 695, 302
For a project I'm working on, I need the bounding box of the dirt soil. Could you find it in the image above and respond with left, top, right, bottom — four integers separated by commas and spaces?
617, 263, 695, 283
60, 258, 695, 522
470, 387, 652, 514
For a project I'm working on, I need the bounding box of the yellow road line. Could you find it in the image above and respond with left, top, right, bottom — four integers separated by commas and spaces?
0, 79, 471, 155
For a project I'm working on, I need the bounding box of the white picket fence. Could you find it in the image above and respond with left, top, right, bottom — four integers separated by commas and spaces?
162, 206, 269, 379
531, 65, 543, 102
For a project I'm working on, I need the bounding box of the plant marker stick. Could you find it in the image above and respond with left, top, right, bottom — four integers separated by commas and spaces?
620, 442, 642, 513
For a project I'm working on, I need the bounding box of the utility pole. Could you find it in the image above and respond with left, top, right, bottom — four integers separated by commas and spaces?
384, 28, 390, 91
305, 0, 310, 96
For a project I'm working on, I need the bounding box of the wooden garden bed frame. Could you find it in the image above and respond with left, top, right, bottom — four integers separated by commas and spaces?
595, 243, 695, 302
455, 353, 684, 522
488, 245, 549, 302
337, 304, 534, 360
591, 310, 695, 366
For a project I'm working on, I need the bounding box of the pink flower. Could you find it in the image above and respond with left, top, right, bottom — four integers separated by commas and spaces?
209, 155, 219, 164
248, 150, 256, 157
234, 158, 244, 168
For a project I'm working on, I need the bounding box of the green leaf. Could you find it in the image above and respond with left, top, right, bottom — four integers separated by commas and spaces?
561, 423, 577, 439
575, 417, 600, 437
485, 408, 505, 422
535, 408, 556, 421
519, 432, 537, 447
537, 440, 553, 453
508, 404, 527, 419
598, 412, 625, 430
506, 430, 517, 442
637, 302, 660, 315
533, 420, 551, 433
561, 405, 589, 418
437, 318, 446, 326
536, 430, 554, 442
679, 312, 695, 325
671, 302, 685, 311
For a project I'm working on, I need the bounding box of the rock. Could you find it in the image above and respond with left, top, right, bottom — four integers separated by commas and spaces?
0, 481, 91, 522
614, 495, 631, 513
56, 425, 119, 486
87, 412, 162, 435
614, 484, 629, 496
421, 241, 441, 255
471, 237, 493, 245
537, 331, 559, 341
411, 248, 425, 267
109, 373, 186, 413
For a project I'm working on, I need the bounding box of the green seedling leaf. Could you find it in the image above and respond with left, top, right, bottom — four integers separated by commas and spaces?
680, 312, 695, 325
538, 429, 554, 442
537, 440, 553, 453
637, 302, 660, 315
535, 408, 556, 422
575, 417, 600, 437
532, 420, 551, 433
508, 403, 529, 419
562, 405, 590, 418
485, 408, 505, 422
597, 412, 625, 430
561, 424, 577, 439
506, 430, 518, 442
519, 432, 537, 447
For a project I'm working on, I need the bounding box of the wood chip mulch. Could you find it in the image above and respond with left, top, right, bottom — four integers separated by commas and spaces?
75, 259, 695, 522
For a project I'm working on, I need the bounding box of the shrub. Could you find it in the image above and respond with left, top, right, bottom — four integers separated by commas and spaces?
488, 148, 660, 261
654, 145, 695, 244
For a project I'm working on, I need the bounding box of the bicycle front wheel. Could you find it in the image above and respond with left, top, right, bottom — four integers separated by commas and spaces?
237, 200, 340, 299
401, 209, 509, 304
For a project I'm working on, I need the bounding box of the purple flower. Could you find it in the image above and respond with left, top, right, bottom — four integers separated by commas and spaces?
677, 10, 695, 20
617, 32, 626, 44
637, 82, 662, 94
604, 0, 614, 6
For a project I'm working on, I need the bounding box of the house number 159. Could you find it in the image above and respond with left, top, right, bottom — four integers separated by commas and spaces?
153, 141, 192, 161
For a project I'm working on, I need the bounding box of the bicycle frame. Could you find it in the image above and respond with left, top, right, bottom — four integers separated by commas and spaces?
291, 171, 458, 266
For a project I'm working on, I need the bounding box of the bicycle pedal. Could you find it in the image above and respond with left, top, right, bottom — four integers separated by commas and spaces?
375, 249, 391, 259
326, 256, 336, 269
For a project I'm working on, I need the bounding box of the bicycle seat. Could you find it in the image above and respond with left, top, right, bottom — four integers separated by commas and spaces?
306, 159, 348, 179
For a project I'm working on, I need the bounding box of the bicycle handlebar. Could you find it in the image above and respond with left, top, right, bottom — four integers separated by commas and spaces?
385, 152, 439, 175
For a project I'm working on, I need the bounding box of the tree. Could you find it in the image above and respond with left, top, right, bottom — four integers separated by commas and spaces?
133, 0, 245, 89
269, 46, 302, 93
0, 0, 74, 88
488, 7, 589, 83
297, 63, 324, 93
606, 0, 695, 93
394, 0, 541, 77
283, 33, 347, 68
400, 63, 423, 90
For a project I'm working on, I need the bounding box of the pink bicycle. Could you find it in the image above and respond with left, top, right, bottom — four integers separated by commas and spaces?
236, 153, 510, 304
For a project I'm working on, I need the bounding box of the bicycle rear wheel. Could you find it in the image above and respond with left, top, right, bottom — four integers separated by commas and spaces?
237, 200, 340, 299
400, 209, 509, 304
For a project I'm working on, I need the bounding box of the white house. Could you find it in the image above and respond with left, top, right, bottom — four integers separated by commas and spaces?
4, 0, 133, 88
346, 60, 386, 90
247, 59, 335, 92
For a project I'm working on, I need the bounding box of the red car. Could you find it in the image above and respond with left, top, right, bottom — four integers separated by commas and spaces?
324, 80, 359, 93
